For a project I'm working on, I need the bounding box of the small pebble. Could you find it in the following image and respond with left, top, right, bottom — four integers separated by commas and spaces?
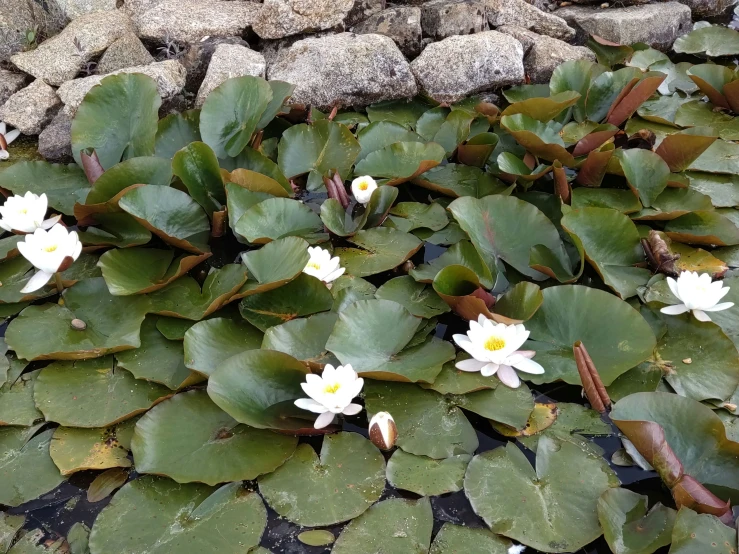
71, 318, 87, 331
600, 2, 609, 7
682, 358, 692, 364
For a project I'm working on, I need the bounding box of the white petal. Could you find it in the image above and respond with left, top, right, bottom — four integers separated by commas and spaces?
702, 302, 734, 312
40, 215, 61, 229
313, 411, 336, 429
510, 357, 545, 375
455, 359, 487, 372
480, 363, 499, 377
342, 403, 362, 416
4, 129, 20, 145
294, 398, 328, 414
497, 365, 521, 388
666, 276, 680, 299
323, 266, 345, 283
660, 304, 690, 315
692, 309, 712, 322
20, 269, 53, 293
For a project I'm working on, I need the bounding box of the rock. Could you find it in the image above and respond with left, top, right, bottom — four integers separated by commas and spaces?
97, 33, 154, 74
181, 37, 250, 93
486, 0, 575, 41
556, 3, 692, 50
9, 10, 135, 86
57, 60, 187, 115
38, 111, 73, 161
677, 0, 735, 17
132, 0, 262, 43
53, 0, 118, 20
0, 70, 29, 106
410, 31, 524, 103
254, 0, 385, 39
352, 7, 422, 57
195, 44, 267, 107
0, 80, 61, 135
421, 0, 488, 40
499, 25, 595, 82
0, 0, 63, 62
268, 32, 418, 109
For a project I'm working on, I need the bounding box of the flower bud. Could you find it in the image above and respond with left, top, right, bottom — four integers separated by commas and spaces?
368, 412, 397, 451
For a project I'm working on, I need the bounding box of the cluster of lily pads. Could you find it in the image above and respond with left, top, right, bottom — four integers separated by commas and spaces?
1, 23, 739, 554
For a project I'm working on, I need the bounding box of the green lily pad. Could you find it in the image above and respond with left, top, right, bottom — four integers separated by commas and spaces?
34, 357, 171, 427
0, 427, 65, 507
172, 142, 226, 217
465, 438, 619, 553
455, 382, 535, 430
207, 350, 316, 432
87, 469, 128, 504
616, 149, 671, 208
119, 185, 211, 254
448, 195, 571, 281
155, 109, 201, 159
0, 358, 40, 426
631, 188, 714, 221
690, 139, 739, 174
429, 523, 511, 554
674, 101, 739, 141
50, 426, 131, 475
366, 98, 430, 129
278, 119, 360, 180
386, 202, 448, 233
597, 488, 675, 554
335, 227, 422, 278
320, 186, 398, 237
497, 152, 552, 181
364, 381, 478, 458
0, 513, 25, 551
410, 240, 494, 288
414, 164, 508, 198
669, 508, 737, 554
525, 285, 656, 385
354, 141, 446, 186
502, 91, 581, 122
687, 171, 739, 208
637, 94, 692, 126
375, 276, 450, 318
0, 162, 89, 216
71, 73, 160, 169
261, 312, 339, 368
331, 274, 377, 312
518, 402, 612, 453
673, 25, 739, 57
6, 278, 150, 361
88, 478, 267, 553
84, 156, 172, 206
665, 210, 739, 246
184, 317, 263, 376
239, 236, 310, 296
199, 76, 272, 158
332, 497, 433, 554
298, 530, 335, 547
654, 127, 718, 173
500, 114, 576, 166
98, 248, 209, 296
421, 356, 497, 395
494, 281, 544, 321
7, 529, 68, 553
259, 432, 385, 527
356, 121, 424, 163
387, 450, 471, 496
132, 390, 297, 485
234, 198, 323, 244
78, 213, 153, 249
224, 147, 291, 192
561, 207, 650, 299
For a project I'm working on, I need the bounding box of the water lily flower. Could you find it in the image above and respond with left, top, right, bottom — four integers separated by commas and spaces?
18, 223, 82, 293
661, 271, 734, 322
0, 122, 20, 161
452, 315, 544, 389
368, 411, 397, 451
302, 246, 345, 284
0, 192, 61, 233
351, 175, 377, 205
508, 545, 526, 554
294, 364, 364, 429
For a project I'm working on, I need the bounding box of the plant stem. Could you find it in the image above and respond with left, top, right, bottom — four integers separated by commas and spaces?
54, 272, 64, 295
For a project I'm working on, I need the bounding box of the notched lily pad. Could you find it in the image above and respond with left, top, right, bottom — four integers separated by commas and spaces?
387, 450, 471, 496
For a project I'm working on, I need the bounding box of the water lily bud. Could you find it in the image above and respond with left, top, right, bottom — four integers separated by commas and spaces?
70, 318, 87, 331
368, 412, 397, 451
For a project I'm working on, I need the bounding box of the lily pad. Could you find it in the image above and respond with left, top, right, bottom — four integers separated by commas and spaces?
631, 188, 714, 221
654, 127, 718, 173
172, 142, 226, 216
49, 426, 131, 475
131, 390, 297, 485
332, 497, 433, 554
690, 139, 739, 174
155, 109, 201, 159
386, 202, 448, 233
464, 438, 619, 553
234, 198, 323, 244
665, 210, 739, 246
320, 186, 398, 237
414, 164, 507, 198
375, 276, 450, 318
387, 450, 471, 496
335, 227, 422, 278
88, 478, 267, 553
184, 317, 263, 376
261, 312, 339, 368
410, 240, 494, 288
669, 508, 737, 553
239, 236, 310, 296
0, 162, 89, 216
356, 121, 424, 163
259, 432, 385, 527
429, 523, 511, 554
494, 281, 544, 321
673, 25, 739, 57
34, 357, 171, 427
366, 98, 430, 129
0, 513, 25, 551
500, 114, 576, 166
278, 119, 360, 180
0, 358, 40, 426
616, 149, 671, 208
525, 285, 656, 385
84, 156, 173, 206
354, 141, 446, 186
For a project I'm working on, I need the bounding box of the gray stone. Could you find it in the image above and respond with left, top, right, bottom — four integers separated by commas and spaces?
0, 70, 29, 106
352, 7, 422, 57
182, 37, 250, 93
253, 0, 385, 39
97, 33, 154, 74
196, 44, 267, 107
57, 60, 186, 115
0, 80, 61, 135
421, 0, 488, 40
259, 33, 332, 67
676, 0, 736, 17
9, 10, 135, 86
499, 25, 595, 83
268, 32, 418, 109
38, 111, 72, 161
486, 0, 575, 41
133, 0, 262, 43
410, 31, 524, 103
556, 3, 692, 50
0, 0, 62, 62
52, 0, 118, 20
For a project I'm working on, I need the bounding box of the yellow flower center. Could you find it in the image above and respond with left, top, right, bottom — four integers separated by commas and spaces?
358, 182, 369, 191
307, 261, 321, 270
44, 245, 58, 253
324, 383, 341, 394
19, 209, 27, 215
483, 336, 506, 351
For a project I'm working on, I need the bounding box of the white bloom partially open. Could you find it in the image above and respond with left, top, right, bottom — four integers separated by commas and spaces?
661, 271, 734, 322
452, 315, 544, 389
18, 224, 82, 293
351, 175, 377, 205
0, 192, 61, 233
368, 411, 397, 451
0, 122, 20, 161
294, 364, 364, 429
302, 246, 345, 283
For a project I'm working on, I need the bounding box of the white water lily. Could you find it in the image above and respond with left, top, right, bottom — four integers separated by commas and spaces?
508, 545, 526, 554
302, 246, 345, 283
351, 175, 377, 205
0, 192, 61, 233
661, 271, 734, 322
0, 122, 20, 161
368, 411, 397, 451
294, 364, 364, 429
18, 223, 82, 293
452, 315, 544, 389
